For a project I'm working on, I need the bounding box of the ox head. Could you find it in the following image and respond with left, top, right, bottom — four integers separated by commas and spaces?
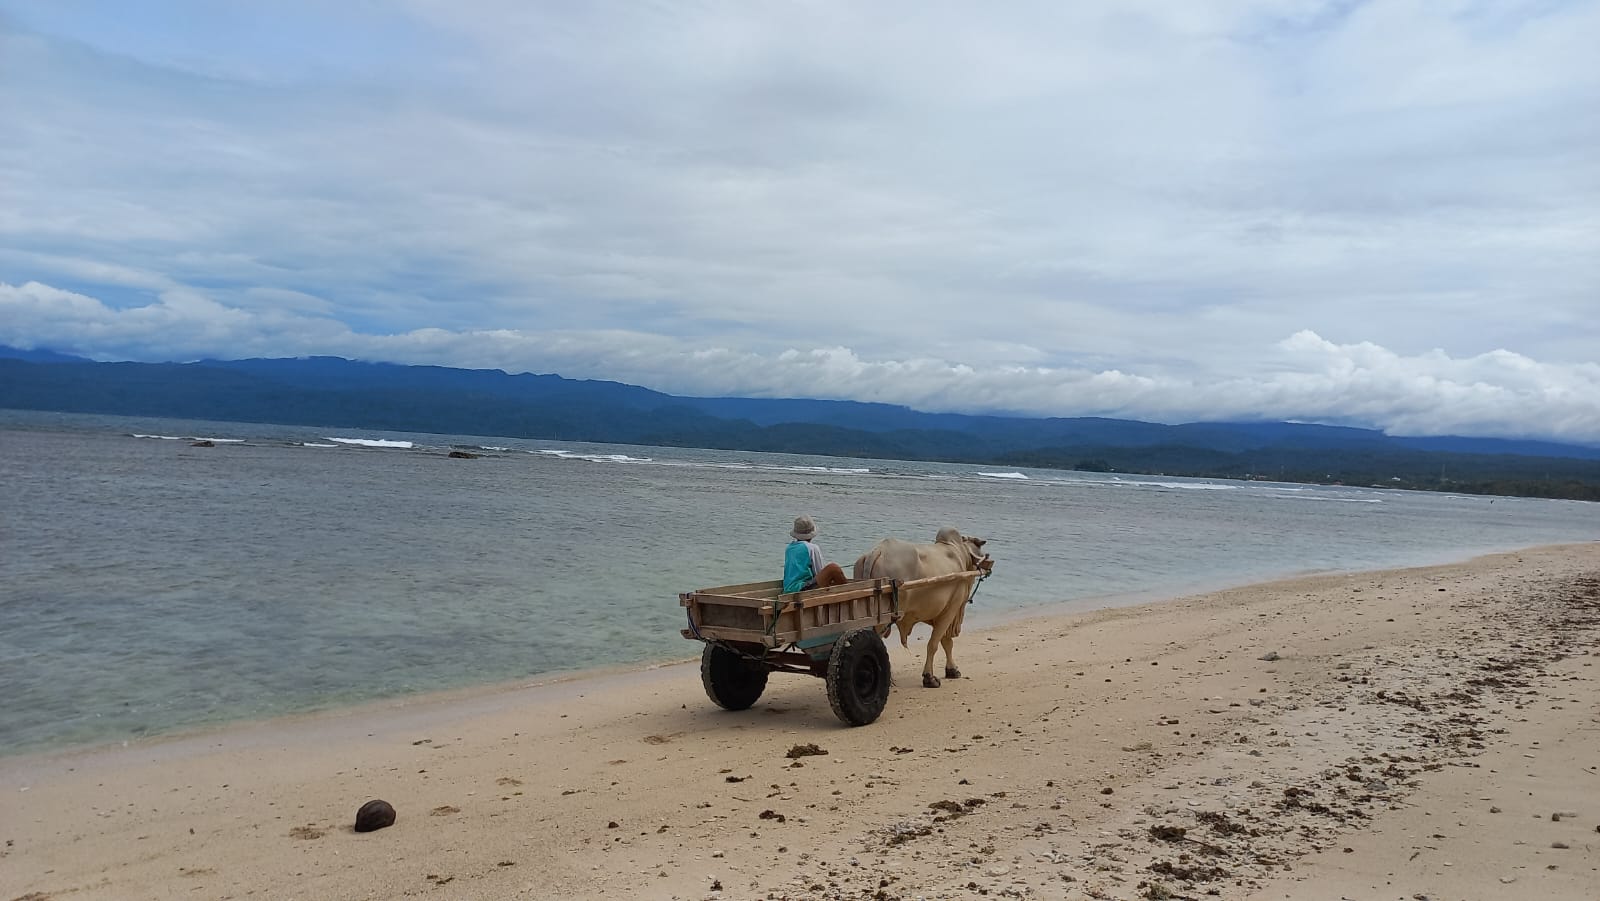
935, 526, 991, 573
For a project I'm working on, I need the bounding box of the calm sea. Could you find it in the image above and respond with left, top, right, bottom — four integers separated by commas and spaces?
2, 409, 1595, 755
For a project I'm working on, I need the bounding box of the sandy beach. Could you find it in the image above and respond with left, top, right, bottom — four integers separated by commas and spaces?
3, 543, 1596, 901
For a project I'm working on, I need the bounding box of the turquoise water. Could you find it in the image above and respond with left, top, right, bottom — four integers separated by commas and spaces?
2, 409, 1595, 755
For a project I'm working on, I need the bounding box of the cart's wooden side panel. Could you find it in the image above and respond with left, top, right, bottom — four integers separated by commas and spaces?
682, 572, 979, 648
811, 592, 875, 629
769, 584, 894, 645
687, 580, 872, 607
683, 580, 892, 647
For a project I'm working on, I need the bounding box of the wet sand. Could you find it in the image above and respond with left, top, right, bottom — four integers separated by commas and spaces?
2, 543, 1596, 901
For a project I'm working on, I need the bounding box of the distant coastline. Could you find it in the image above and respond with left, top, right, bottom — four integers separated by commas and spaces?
3, 350, 1597, 501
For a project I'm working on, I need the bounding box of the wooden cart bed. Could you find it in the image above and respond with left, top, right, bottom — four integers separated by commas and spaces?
680, 570, 981, 649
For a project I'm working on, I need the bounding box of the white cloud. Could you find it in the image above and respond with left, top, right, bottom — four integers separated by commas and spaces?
5, 280, 1597, 443
0, 2, 1596, 442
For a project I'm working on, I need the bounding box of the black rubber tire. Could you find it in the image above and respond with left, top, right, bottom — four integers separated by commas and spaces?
700, 642, 769, 711
826, 628, 892, 726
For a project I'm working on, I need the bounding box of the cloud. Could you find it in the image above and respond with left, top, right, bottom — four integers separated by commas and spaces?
5, 280, 1597, 443
0, 2, 1596, 442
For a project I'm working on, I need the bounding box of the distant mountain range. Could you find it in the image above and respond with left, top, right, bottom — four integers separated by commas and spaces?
2, 346, 1597, 500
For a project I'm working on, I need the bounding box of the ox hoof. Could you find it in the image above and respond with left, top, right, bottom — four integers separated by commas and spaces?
922, 673, 942, 688
945, 666, 962, 680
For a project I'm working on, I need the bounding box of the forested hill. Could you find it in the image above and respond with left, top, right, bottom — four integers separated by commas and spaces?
2, 349, 1597, 501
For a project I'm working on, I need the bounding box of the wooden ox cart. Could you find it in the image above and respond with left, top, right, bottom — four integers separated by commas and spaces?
679, 570, 985, 726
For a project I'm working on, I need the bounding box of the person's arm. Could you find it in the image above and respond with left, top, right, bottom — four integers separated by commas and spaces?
808, 542, 825, 575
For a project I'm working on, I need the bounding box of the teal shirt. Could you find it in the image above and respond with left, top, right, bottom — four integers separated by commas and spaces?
783, 540, 815, 593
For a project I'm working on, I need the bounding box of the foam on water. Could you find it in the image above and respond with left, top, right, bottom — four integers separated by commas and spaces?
1108, 477, 1235, 490
978, 471, 1029, 480
533, 449, 654, 463
132, 434, 245, 443
327, 437, 414, 448
532, 448, 876, 475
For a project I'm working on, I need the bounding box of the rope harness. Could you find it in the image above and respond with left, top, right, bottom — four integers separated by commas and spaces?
967, 563, 993, 604
765, 596, 788, 637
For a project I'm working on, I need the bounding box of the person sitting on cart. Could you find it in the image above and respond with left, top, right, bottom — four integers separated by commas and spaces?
784, 515, 848, 594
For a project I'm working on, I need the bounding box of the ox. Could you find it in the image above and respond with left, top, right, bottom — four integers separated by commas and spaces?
853, 527, 991, 688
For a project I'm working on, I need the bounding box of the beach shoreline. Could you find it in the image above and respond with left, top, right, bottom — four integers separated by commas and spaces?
3, 542, 1596, 900
0, 541, 1508, 766
0, 536, 1546, 768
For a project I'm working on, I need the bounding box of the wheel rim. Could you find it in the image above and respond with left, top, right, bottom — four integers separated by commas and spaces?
852, 654, 882, 700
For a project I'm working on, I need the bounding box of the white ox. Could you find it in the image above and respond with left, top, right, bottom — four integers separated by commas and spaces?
852, 527, 992, 688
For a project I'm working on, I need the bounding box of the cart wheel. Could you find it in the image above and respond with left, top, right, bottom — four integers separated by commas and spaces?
826, 628, 891, 726
700, 643, 769, 711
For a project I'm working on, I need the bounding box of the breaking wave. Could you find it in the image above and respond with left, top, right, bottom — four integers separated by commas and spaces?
327, 437, 414, 449
532, 449, 655, 464
132, 434, 244, 443
1108, 478, 1235, 490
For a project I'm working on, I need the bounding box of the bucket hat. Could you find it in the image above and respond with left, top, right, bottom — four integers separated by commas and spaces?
790, 515, 816, 541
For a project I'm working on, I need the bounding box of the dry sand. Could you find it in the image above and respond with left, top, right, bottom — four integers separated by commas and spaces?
3, 543, 1597, 901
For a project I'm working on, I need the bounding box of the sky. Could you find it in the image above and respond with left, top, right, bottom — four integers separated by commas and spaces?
2, 1, 1598, 444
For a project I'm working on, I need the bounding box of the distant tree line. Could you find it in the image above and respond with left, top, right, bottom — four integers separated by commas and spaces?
3, 355, 1597, 502
1006, 446, 1600, 502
